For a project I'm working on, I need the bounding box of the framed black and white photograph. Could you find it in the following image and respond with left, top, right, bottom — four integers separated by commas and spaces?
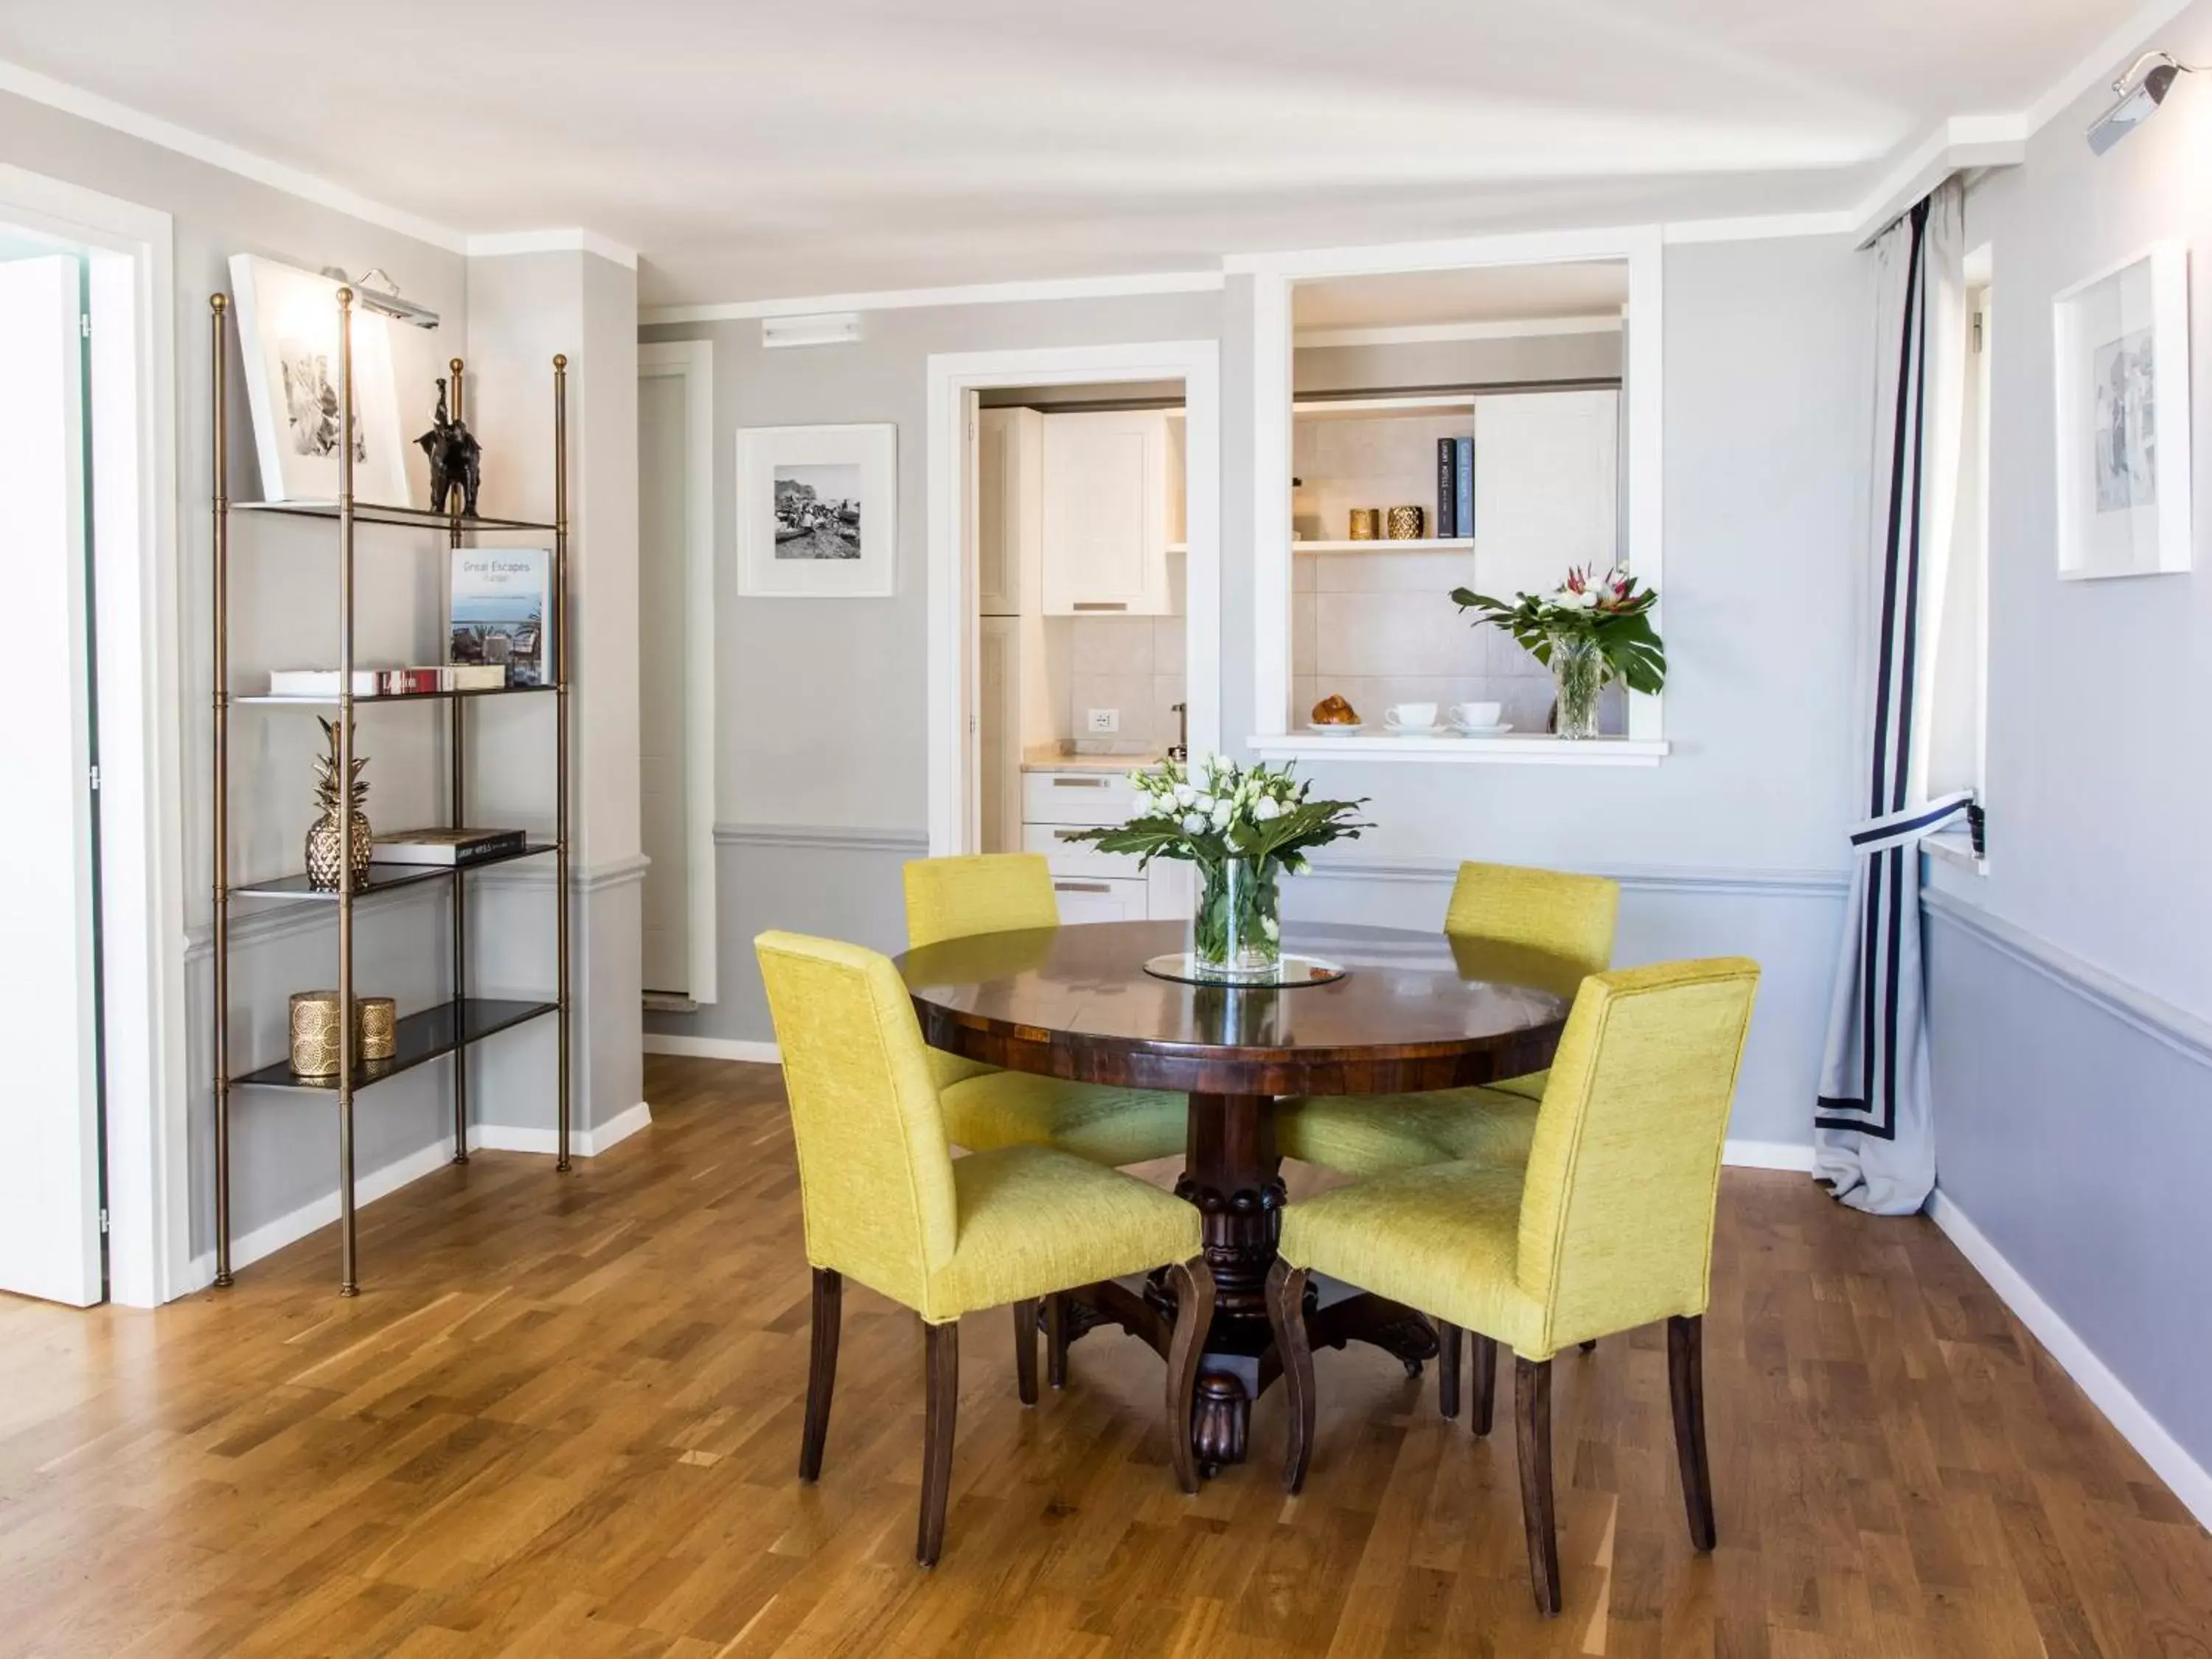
736, 423, 896, 596
2053, 241, 2191, 578
227, 253, 408, 505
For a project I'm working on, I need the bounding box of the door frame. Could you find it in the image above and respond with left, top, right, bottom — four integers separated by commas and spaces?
925, 340, 1220, 856
637, 340, 718, 1004
0, 165, 187, 1306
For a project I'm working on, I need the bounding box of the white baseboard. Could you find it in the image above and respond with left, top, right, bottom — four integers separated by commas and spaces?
179, 1103, 655, 1292
1927, 1188, 2212, 1531
473, 1100, 654, 1158
643, 1033, 781, 1064
1722, 1138, 1817, 1172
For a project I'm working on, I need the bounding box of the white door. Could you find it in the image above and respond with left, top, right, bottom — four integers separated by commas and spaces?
1472, 389, 1620, 598
0, 254, 102, 1306
637, 348, 715, 1001
1041, 411, 1169, 615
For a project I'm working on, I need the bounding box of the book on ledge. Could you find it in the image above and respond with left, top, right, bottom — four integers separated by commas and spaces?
1436, 438, 1456, 538
371, 828, 531, 866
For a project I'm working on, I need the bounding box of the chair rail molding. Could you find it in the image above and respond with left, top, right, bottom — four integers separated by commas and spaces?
714, 822, 931, 857
1302, 853, 1849, 900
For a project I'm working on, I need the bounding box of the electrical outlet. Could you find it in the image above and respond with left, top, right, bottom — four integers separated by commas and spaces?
1086, 708, 1120, 734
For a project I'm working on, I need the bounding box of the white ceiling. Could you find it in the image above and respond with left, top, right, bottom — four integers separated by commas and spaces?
0, 0, 2146, 306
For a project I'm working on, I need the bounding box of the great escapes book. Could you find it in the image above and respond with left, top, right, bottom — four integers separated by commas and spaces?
450, 549, 553, 687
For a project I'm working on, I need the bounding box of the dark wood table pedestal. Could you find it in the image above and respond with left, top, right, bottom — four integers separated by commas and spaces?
1061, 1090, 1441, 1471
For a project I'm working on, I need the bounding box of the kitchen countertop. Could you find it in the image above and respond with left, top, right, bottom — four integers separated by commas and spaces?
1020, 747, 1164, 775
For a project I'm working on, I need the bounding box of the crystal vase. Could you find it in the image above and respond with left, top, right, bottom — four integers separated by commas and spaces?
1193, 856, 1282, 980
1548, 630, 1607, 740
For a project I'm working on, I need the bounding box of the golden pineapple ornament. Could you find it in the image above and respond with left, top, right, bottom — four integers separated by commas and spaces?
305, 717, 373, 890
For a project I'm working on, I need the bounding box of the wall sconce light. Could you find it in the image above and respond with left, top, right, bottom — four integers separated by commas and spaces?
320, 265, 442, 329
2087, 51, 2201, 154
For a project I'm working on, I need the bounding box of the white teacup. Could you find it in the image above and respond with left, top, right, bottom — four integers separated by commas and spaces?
1384, 702, 1439, 731
1448, 700, 1503, 730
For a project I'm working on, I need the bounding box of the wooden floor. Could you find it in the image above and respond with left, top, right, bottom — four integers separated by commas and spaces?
2, 1057, 2208, 1658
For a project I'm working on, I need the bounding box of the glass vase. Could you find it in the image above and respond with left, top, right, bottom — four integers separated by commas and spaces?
1193, 856, 1282, 980
1548, 630, 1607, 740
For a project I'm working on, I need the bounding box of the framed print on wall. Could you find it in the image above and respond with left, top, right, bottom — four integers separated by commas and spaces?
226, 253, 408, 505
736, 422, 897, 597
2052, 240, 2191, 579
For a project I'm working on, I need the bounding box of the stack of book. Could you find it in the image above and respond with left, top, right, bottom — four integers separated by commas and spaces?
1436, 437, 1475, 540
369, 827, 531, 867
267, 664, 508, 698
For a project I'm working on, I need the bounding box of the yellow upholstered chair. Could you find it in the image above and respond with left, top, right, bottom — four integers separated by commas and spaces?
1274, 862, 1619, 1178
902, 854, 1186, 1167
1267, 958, 1759, 1615
757, 930, 1214, 1566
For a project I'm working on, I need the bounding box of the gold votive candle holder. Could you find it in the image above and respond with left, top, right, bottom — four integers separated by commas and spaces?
288, 991, 397, 1077
1385, 505, 1425, 540
1346, 508, 1380, 541
290, 990, 343, 1078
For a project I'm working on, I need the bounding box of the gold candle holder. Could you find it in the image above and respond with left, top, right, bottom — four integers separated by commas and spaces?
290, 990, 342, 1078
357, 996, 397, 1062
1385, 505, 1425, 540
1346, 508, 1380, 541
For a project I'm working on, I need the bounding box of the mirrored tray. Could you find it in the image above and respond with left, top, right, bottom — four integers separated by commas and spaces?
1142, 952, 1348, 988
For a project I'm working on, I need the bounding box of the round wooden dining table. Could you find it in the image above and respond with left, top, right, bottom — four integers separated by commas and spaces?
897, 917, 1573, 1471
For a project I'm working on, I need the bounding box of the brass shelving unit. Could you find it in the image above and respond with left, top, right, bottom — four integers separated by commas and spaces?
209, 287, 573, 1296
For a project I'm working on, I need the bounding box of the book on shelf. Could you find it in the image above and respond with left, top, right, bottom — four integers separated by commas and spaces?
1436, 439, 1455, 540
265, 664, 510, 698
1454, 437, 1474, 538
370, 827, 531, 866
451, 549, 553, 689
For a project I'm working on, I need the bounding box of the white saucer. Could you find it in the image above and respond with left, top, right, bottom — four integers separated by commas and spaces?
1304, 722, 1364, 735
1449, 722, 1514, 737
1384, 723, 1444, 737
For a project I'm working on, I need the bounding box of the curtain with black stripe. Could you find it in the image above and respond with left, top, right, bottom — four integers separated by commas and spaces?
1814, 178, 1971, 1215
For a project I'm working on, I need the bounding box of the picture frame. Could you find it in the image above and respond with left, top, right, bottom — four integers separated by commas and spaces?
735, 422, 897, 597
227, 253, 408, 507
2051, 240, 2191, 579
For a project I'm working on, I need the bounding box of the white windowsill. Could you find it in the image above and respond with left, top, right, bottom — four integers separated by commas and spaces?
1922, 827, 1989, 876
1248, 732, 1669, 767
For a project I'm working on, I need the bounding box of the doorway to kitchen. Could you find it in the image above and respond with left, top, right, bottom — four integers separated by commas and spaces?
924, 341, 1220, 884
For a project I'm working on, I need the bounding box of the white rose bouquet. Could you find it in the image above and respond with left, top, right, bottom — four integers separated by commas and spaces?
1062, 756, 1366, 974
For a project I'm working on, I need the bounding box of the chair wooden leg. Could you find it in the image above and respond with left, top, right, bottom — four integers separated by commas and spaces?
799, 1267, 841, 1483
1011, 1299, 1040, 1406
1265, 1259, 1315, 1496
1437, 1321, 1462, 1420
917, 1320, 959, 1567
1471, 1332, 1498, 1437
1045, 1293, 1069, 1389
1164, 1256, 1216, 1495
1669, 1313, 1717, 1551
1515, 1354, 1562, 1617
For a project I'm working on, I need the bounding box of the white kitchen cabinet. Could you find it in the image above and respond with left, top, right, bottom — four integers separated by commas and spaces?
1020, 768, 1142, 824
1041, 410, 1172, 616
1020, 768, 1191, 921
976, 406, 1042, 617
1045, 874, 1151, 923
1472, 389, 1619, 597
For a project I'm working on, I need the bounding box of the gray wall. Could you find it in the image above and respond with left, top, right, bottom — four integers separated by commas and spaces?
644, 238, 1868, 1155
0, 87, 588, 1272
1925, 0, 2212, 1491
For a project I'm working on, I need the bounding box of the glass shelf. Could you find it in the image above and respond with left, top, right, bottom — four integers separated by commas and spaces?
227, 844, 554, 906
231, 499, 557, 534
232, 996, 557, 1092
233, 684, 557, 707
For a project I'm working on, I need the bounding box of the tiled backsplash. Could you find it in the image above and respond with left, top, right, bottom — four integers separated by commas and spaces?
1067, 614, 1186, 753
1290, 547, 1624, 734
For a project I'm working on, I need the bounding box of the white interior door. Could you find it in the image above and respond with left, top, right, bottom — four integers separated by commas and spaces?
0, 254, 102, 1306
637, 347, 716, 1003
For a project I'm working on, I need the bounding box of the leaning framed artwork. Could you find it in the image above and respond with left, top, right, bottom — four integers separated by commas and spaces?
226, 254, 408, 505
2051, 240, 2191, 579
735, 422, 897, 597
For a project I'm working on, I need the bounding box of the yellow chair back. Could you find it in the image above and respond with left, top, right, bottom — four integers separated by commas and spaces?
904, 852, 1060, 951
1515, 959, 1759, 1352
1444, 861, 1618, 998
755, 931, 959, 1309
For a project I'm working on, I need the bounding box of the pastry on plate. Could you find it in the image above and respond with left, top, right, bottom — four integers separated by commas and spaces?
1310, 693, 1360, 726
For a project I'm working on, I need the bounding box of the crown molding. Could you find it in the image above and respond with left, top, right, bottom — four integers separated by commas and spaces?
1848, 115, 2028, 246
0, 55, 469, 253
1661, 210, 1858, 245
1295, 315, 1624, 347
468, 228, 638, 268
639, 268, 1225, 325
